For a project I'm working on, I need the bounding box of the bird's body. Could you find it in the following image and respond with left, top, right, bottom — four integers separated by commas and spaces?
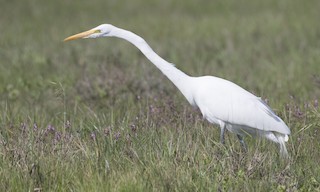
64, 24, 291, 157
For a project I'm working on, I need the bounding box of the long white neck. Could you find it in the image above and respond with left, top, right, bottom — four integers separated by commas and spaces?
110, 27, 195, 105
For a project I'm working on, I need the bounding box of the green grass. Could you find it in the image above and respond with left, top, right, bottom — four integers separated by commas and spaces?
1, 0, 320, 191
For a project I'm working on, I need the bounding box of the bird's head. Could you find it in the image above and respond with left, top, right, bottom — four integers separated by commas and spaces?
64, 24, 115, 42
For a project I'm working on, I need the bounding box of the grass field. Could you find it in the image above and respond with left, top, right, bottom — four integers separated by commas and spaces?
1, 0, 320, 191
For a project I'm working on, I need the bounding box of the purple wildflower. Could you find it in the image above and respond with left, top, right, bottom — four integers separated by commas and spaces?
55, 132, 61, 141
114, 131, 121, 141
54, 132, 62, 144
43, 124, 55, 137
47, 125, 55, 132
33, 123, 38, 132
294, 106, 304, 118
130, 124, 137, 133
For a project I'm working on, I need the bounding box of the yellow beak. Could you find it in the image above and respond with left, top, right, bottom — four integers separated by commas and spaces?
64, 29, 98, 42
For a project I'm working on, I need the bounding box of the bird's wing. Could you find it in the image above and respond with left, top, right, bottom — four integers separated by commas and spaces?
231, 97, 290, 134
194, 77, 290, 135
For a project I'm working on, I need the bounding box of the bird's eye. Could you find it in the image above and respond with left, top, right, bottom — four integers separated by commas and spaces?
94, 29, 101, 33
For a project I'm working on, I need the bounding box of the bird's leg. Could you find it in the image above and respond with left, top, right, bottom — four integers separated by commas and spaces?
237, 134, 247, 152
219, 124, 226, 145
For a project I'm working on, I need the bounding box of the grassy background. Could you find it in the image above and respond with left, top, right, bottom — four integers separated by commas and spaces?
0, 0, 320, 191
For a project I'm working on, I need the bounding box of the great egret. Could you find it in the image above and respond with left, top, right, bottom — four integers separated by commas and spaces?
64, 24, 291, 157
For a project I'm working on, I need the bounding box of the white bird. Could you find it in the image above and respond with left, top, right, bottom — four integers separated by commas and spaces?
64, 24, 291, 157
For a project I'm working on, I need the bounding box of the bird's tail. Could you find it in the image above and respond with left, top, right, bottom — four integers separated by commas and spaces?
276, 134, 289, 159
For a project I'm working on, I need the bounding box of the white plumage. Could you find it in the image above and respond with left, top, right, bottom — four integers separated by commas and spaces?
64, 24, 291, 157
